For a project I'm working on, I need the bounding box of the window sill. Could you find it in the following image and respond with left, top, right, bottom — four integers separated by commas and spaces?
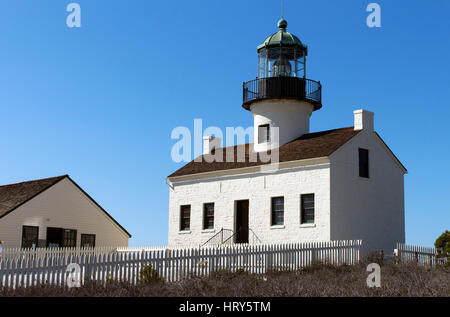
178, 230, 191, 234
202, 229, 215, 234
300, 223, 316, 228
270, 225, 285, 230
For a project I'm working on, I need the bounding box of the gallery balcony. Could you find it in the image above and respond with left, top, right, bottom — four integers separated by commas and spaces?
242, 77, 322, 111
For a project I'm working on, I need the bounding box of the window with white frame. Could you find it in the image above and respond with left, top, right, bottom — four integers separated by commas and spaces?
203, 203, 214, 230
301, 194, 315, 224
271, 197, 284, 226
258, 124, 270, 144
180, 205, 191, 231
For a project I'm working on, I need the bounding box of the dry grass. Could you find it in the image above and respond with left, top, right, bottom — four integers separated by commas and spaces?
1, 261, 449, 297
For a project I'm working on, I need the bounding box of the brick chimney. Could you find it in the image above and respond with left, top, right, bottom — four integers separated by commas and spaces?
203, 136, 222, 155
354, 109, 374, 131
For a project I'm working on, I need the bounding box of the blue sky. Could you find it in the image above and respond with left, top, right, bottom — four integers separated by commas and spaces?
0, 0, 448, 247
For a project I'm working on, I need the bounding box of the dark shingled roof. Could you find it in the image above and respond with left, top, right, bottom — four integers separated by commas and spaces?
0, 175, 131, 238
169, 127, 361, 178
0, 175, 67, 218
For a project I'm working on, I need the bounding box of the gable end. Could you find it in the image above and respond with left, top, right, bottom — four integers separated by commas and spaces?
374, 132, 407, 174
0, 175, 131, 238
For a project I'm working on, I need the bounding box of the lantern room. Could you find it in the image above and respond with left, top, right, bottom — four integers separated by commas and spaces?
242, 19, 322, 111
257, 19, 307, 78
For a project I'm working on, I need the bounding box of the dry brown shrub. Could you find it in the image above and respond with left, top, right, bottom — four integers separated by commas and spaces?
1, 262, 448, 297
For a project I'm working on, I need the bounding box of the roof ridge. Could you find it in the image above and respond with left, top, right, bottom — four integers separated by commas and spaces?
299, 126, 354, 136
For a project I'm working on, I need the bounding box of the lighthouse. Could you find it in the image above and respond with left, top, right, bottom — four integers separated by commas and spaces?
168, 17, 406, 256
242, 19, 322, 152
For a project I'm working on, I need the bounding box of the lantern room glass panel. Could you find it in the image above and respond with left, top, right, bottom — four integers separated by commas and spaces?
258, 47, 306, 79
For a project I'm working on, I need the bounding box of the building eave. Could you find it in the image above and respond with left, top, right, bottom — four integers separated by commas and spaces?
168, 156, 330, 183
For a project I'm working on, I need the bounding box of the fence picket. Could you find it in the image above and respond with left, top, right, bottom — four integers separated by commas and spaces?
0, 240, 372, 288
395, 242, 440, 266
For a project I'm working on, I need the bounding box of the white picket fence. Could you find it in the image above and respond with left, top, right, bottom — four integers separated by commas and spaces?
0, 245, 211, 260
0, 246, 118, 260
0, 240, 362, 289
395, 243, 447, 266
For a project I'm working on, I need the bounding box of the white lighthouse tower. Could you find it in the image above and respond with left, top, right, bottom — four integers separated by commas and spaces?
242, 19, 322, 152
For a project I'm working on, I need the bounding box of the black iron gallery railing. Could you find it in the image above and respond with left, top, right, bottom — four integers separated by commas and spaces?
242, 77, 322, 110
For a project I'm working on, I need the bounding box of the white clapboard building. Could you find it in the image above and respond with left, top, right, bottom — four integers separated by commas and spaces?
0, 175, 130, 248
167, 19, 406, 254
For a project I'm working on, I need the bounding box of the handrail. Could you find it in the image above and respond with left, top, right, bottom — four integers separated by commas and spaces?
201, 228, 234, 247
249, 228, 262, 244
242, 76, 322, 110
221, 228, 263, 245
202, 227, 263, 246
222, 228, 240, 245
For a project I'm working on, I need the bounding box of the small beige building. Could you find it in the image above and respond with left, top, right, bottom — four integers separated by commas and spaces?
0, 175, 130, 248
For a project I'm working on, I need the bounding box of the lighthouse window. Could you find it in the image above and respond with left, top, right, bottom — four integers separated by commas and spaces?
203, 203, 215, 230
180, 205, 191, 231
258, 124, 271, 144
301, 194, 315, 224
271, 197, 284, 226
359, 148, 369, 178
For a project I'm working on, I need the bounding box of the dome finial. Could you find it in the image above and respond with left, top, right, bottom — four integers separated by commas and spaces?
278, 18, 287, 31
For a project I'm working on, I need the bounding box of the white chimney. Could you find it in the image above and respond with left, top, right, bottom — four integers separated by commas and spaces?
354, 109, 374, 131
203, 136, 222, 155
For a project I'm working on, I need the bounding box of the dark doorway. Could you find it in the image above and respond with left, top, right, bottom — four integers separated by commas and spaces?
46, 227, 64, 248
235, 200, 249, 243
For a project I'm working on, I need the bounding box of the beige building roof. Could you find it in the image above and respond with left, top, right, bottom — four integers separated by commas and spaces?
0, 175, 131, 238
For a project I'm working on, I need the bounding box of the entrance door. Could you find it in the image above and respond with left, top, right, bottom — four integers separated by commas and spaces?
235, 200, 249, 243
46, 227, 63, 248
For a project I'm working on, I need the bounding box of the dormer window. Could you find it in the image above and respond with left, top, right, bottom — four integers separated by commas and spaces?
258, 124, 270, 144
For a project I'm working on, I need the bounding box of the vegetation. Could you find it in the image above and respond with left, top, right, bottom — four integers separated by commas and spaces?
435, 230, 450, 266
139, 264, 161, 283
1, 261, 448, 297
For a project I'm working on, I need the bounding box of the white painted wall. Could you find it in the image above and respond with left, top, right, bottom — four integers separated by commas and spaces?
0, 178, 129, 248
329, 130, 405, 255
168, 161, 331, 246
251, 99, 313, 152
168, 109, 406, 254
169, 128, 405, 253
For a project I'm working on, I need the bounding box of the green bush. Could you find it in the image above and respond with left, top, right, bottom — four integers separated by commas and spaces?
435, 230, 450, 266
139, 264, 161, 284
